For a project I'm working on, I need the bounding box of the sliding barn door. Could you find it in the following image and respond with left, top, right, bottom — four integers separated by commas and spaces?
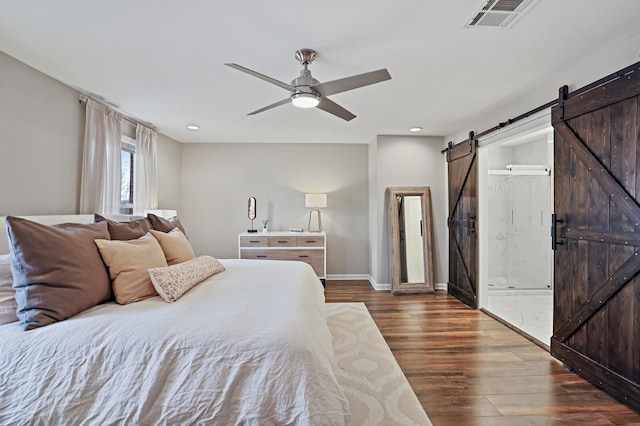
551, 65, 640, 411
446, 134, 478, 308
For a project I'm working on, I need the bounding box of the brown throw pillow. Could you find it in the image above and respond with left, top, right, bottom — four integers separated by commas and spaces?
150, 228, 196, 265
95, 233, 168, 304
147, 213, 187, 235
6, 217, 111, 330
94, 214, 152, 241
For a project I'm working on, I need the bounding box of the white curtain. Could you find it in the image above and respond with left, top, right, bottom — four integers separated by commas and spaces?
79, 97, 123, 214
133, 124, 158, 215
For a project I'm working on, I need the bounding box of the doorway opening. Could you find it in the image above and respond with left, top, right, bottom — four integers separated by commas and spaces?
478, 111, 553, 346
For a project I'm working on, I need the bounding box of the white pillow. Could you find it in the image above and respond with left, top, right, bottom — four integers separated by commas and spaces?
0, 254, 18, 324
148, 256, 225, 303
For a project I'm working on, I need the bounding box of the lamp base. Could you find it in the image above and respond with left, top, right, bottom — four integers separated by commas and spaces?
307, 209, 322, 233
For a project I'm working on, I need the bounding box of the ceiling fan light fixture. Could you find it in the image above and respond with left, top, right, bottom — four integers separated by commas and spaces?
291, 92, 320, 108
226, 48, 390, 120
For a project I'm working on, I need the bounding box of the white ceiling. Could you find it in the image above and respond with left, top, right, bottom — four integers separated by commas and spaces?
1, 0, 639, 144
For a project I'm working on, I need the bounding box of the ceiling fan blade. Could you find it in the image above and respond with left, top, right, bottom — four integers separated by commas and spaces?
317, 97, 356, 121
225, 63, 294, 91
247, 98, 291, 115
313, 69, 391, 97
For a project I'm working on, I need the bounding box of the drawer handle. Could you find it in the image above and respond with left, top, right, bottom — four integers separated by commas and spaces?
250, 240, 260, 243
257, 255, 267, 258
305, 240, 316, 243
299, 255, 309, 258
277, 240, 287, 243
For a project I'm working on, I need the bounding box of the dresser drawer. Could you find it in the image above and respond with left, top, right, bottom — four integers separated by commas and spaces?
291, 250, 324, 277
296, 236, 324, 247
268, 236, 296, 247
239, 236, 268, 247
240, 249, 325, 277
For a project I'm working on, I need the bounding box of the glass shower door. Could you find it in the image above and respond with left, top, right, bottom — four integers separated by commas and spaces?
506, 173, 552, 289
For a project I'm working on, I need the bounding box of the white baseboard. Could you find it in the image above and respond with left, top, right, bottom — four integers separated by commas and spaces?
326, 275, 448, 293
369, 279, 447, 292
435, 282, 448, 291
367, 276, 391, 291
325, 274, 389, 290
326, 274, 371, 281
371, 282, 391, 291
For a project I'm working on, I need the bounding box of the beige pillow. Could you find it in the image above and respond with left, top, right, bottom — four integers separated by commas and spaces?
150, 228, 196, 265
95, 233, 168, 305
0, 254, 18, 325
149, 256, 225, 303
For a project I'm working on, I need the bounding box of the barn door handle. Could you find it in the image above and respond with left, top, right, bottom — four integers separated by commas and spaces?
551, 214, 564, 250
468, 215, 476, 235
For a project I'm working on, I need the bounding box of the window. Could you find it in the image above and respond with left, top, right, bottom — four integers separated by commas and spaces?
120, 137, 136, 214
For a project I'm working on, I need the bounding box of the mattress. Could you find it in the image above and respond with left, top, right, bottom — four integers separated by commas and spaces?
0, 259, 350, 425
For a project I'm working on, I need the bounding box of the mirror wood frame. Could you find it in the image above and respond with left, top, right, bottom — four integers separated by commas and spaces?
386, 186, 435, 294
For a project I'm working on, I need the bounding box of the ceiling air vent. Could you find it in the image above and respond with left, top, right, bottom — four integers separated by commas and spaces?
465, 0, 539, 29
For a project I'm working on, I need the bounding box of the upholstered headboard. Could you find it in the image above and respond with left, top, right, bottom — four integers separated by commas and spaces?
0, 214, 135, 254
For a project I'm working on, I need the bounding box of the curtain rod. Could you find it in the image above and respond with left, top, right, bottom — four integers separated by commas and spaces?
79, 94, 157, 130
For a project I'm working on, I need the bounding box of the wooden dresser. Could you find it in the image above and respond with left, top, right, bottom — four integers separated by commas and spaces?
238, 231, 326, 282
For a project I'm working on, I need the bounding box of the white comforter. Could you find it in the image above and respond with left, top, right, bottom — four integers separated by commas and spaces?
0, 259, 350, 425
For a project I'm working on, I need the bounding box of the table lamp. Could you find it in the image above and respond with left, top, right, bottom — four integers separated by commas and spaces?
305, 193, 327, 232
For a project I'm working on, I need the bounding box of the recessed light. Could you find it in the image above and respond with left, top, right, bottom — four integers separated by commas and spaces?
409, 127, 422, 132
187, 124, 200, 130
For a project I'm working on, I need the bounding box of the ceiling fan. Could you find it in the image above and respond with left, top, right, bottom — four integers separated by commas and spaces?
225, 49, 391, 121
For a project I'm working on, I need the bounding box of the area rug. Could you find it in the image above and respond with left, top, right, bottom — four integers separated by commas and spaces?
326, 302, 432, 426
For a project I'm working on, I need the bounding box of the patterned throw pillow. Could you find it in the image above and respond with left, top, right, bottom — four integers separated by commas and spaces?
148, 256, 225, 303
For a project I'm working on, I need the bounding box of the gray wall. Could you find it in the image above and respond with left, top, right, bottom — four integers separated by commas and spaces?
157, 133, 182, 210
445, 32, 640, 144
0, 51, 182, 216
180, 143, 369, 276
369, 135, 447, 286
367, 137, 378, 282
0, 51, 84, 215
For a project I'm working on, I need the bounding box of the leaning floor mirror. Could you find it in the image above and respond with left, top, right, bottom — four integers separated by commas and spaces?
386, 187, 435, 294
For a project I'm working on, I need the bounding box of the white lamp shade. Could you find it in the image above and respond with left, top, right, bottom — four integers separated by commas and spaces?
145, 209, 178, 218
305, 193, 327, 208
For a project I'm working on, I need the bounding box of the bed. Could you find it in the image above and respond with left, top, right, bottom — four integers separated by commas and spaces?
0, 215, 350, 425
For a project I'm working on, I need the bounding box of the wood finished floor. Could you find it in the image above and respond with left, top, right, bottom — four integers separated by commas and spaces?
325, 280, 640, 426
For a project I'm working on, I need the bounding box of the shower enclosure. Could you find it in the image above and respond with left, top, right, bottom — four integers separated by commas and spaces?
478, 123, 554, 346
487, 165, 552, 290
